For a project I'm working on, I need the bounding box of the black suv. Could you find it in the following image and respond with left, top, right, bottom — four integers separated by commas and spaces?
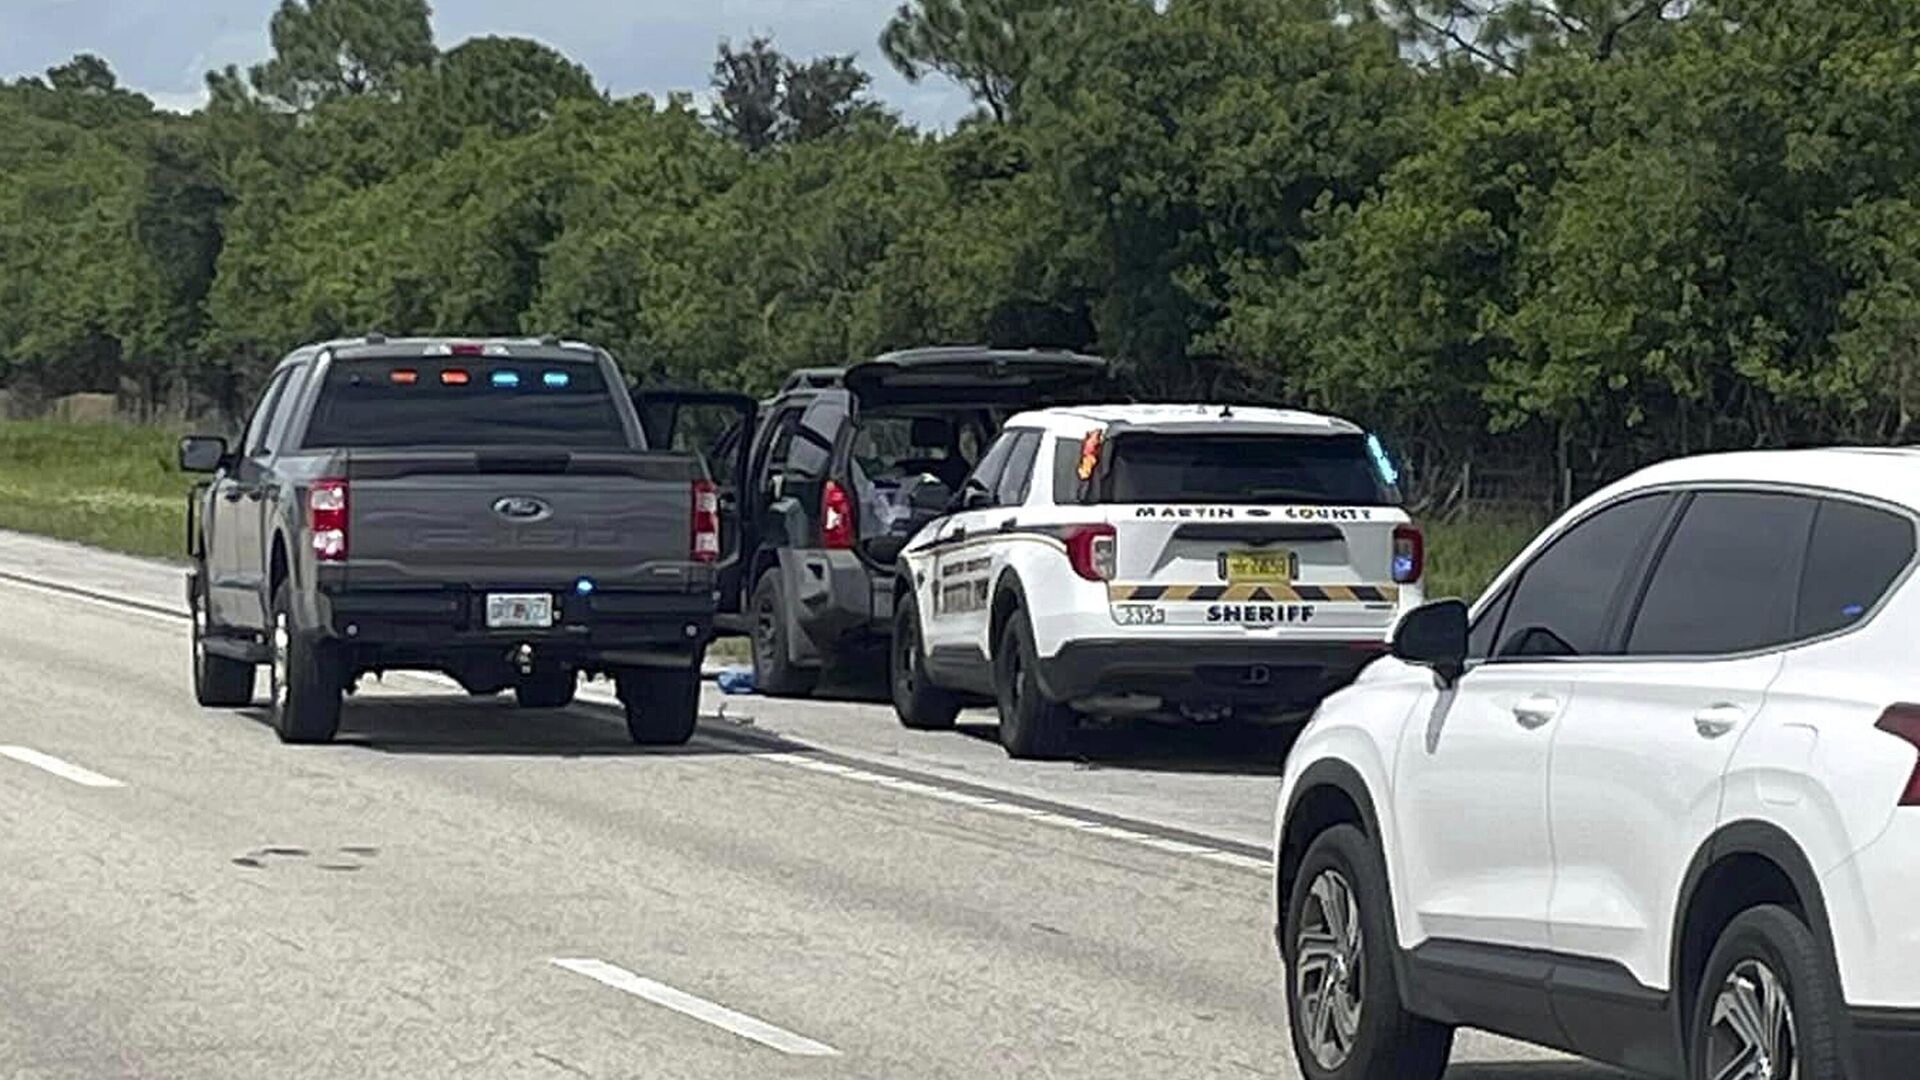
640, 347, 1110, 696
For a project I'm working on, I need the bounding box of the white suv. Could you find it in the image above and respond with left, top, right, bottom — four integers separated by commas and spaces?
1272, 449, 1920, 1080
889, 404, 1423, 758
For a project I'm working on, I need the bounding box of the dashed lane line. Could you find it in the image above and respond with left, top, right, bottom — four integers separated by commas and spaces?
550, 958, 840, 1057
0, 745, 126, 788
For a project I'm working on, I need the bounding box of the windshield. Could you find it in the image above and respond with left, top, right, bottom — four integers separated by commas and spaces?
302, 359, 630, 449
1104, 432, 1399, 506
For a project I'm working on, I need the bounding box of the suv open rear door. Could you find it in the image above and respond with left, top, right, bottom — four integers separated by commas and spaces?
843, 348, 1112, 409
634, 389, 757, 614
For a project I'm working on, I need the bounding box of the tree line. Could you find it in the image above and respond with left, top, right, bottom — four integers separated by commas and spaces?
5, 0, 1920, 503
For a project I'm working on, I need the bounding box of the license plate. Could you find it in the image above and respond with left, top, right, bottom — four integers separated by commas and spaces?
1222, 550, 1297, 583
486, 592, 554, 629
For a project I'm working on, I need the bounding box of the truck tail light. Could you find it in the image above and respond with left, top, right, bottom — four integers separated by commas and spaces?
1393, 525, 1424, 584
691, 480, 720, 564
821, 480, 855, 550
1876, 704, 1920, 806
1066, 524, 1117, 582
310, 479, 348, 562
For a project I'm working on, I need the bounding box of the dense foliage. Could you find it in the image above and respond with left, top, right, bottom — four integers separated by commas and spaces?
6, 0, 1920, 499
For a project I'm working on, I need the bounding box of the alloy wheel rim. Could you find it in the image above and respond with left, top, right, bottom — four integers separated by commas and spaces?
755, 598, 777, 666
895, 623, 916, 699
1295, 868, 1365, 1071
1706, 959, 1797, 1080
270, 612, 289, 715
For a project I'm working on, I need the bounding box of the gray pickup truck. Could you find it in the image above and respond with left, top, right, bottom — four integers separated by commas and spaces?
179, 337, 719, 746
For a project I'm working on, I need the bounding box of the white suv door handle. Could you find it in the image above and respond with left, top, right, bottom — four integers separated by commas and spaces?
1512, 695, 1560, 730
1694, 704, 1746, 739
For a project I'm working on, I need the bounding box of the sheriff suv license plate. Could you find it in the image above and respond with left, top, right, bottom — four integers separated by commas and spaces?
486, 592, 554, 629
1222, 550, 1297, 582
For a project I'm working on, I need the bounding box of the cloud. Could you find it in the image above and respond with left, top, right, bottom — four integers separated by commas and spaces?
0, 0, 976, 129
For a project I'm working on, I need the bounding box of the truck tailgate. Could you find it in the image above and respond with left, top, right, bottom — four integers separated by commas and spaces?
341, 449, 703, 590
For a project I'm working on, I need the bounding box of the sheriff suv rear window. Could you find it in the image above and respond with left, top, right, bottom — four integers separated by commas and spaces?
1102, 433, 1397, 506
302, 360, 630, 449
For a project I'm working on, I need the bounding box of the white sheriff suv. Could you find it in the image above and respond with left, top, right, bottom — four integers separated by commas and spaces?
1273, 449, 1920, 1080
888, 404, 1423, 759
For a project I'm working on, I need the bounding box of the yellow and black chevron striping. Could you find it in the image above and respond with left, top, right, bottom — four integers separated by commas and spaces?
1107, 583, 1399, 604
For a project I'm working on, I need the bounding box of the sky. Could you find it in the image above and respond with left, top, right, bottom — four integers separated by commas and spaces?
0, 0, 978, 128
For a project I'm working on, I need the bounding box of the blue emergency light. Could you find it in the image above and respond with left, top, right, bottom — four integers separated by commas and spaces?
543, 371, 571, 388
1366, 433, 1400, 488
491, 370, 521, 388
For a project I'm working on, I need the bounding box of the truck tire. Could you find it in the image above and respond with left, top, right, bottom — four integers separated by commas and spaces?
191, 569, 255, 707
514, 670, 577, 709
994, 612, 1075, 760
617, 666, 701, 746
268, 582, 343, 745
892, 596, 959, 730
750, 571, 818, 698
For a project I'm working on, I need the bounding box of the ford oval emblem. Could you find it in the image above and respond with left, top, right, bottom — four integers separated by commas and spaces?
493, 496, 552, 522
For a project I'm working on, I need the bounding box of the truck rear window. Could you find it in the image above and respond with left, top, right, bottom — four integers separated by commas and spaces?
1101, 433, 1397, 506
302, 360, 631, 449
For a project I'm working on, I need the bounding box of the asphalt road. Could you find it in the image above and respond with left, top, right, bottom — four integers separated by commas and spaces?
0, 531, 1622, 1079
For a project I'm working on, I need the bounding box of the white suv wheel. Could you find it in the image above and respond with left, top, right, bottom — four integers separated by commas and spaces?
1296, 868, 1366, 1071
1706, 959, 1798, 1080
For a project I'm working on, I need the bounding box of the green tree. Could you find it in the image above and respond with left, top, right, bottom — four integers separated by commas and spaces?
710, 37, 785, 152
250, 0, 438, 111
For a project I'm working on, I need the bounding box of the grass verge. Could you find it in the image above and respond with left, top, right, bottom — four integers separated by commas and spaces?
1422, 511, 1546, 604
0, 420, 194, 560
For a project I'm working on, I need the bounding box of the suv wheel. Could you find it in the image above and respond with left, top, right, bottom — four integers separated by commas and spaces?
892, 596, 959, 730
750, 572, 818, 698
268, 582, 343, 745
1690, 905, 1843, 1080
617, 666, 701, 746
514, 669, 577, 709
993, 613, 1074, 760
1285, 825, 1452, 1080
191, 569, 255, 707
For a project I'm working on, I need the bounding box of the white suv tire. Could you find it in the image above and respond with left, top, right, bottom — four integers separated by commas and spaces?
1284, 825, 1452, 1080
1689, 905, 1844, 1080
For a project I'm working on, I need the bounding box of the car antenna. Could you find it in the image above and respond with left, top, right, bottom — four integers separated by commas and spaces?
1220, 404, 1234, 419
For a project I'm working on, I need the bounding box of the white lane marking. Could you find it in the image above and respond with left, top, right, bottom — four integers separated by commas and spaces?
550, 958, 839, 1057
0, 745, 126, 788
754, 748, 1270, 874
0, 575, 186, 625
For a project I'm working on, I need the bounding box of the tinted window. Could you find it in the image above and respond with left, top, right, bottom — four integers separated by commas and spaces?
1626, 492, 1816, 656
1797, 499, 1915, 639
962, 431, 1019, 503
1052, 437, 1085, 505
241, 370, 291, 457
1105, 433, 1396, 506
1468, 586, 1512, 661
785, 395, 847, 479
303, 360, 628, 449
259, 364, 310, 453
997, 431, 1042, 506
1493, 494, 1671, 659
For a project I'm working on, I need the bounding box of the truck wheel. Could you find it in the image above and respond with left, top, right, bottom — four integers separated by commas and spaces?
191, 570, 255, 707
994, 612, 1075, 760
892, 596, 959, 730
514, 670, 577, 709
268, 582, 343, 745
750, 571, 818, 698
617, 666, 701, 746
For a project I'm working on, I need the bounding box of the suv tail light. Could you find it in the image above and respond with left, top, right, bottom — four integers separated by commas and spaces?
1066, 524, 1117, 582
310, 479, 348, 562
1876, 704, 1920, 806
1392, 525, 1424, 584
821, 480, 855, 550
691, 480, 720, 564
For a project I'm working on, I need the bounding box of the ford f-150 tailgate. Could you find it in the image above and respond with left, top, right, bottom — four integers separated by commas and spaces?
337, 447, 707, 591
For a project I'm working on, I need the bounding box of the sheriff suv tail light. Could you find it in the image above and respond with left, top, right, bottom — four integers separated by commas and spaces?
1066, 524, 1117, 582
1876, 704, 1920, 806
1392, 525, 1425, 584
821, 480, 855, 550
691, 480, 720, 564
310, 479, 348, 562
